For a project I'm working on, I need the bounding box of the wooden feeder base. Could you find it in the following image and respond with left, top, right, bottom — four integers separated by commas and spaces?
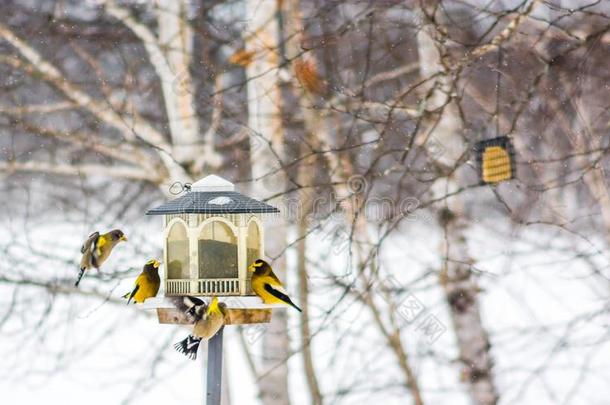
157, 308, 272, 325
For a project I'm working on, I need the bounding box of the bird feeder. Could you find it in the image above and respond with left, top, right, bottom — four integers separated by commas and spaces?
144, 176, 284, 405
147, 174, 279, 298
474, 136, 515, 184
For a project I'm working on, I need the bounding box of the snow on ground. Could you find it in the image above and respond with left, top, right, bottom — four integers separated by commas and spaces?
1, 206, 609, 404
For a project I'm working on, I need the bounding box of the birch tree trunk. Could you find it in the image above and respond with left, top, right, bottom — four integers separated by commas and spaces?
282, 2, 324, 398
106, 0, 221, 170
570, 103, 610, 244
0, 17, 191, 187
281, 1, 426, 402
155, 0, 199, 164
244, 1, 291, 404
417, 7, 499, 405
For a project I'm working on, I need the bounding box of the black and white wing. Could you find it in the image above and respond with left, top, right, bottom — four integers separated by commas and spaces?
169, 296, 206, 321
174, 335, 202, 360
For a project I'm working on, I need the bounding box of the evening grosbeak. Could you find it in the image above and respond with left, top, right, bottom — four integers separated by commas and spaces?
123, 259, 161, 304
76, 229, 127, 287
248, 259, 301, 312
173, 296, 227, 360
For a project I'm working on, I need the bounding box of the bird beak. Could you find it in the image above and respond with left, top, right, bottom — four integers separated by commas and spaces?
153, 260, 161, 268
121, 235, 128, 242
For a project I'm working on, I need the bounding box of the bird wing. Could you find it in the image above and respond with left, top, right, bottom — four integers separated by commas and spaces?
263, 283, 302, 312
81, 232, 99, 254
169, 295, 205, 313
263, 283, 290, 303
185, 295, 205, 307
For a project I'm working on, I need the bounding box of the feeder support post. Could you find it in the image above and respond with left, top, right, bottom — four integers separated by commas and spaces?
206, 327, 224, 405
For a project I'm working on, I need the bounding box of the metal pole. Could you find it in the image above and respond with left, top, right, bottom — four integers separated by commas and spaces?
206, 327, 224, 405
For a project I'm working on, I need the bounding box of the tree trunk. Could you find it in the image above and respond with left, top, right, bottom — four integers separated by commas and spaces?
282, 1, 423, 402
416, 7, 499, 405
244, 1, 291, 404
157, 0, 222, 168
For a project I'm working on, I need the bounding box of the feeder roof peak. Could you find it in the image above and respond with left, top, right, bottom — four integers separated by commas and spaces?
191, 175, 234, 192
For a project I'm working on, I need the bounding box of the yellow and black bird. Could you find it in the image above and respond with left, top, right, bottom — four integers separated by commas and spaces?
123, 259, 161, 304
76, 229, 127, 287
173, 296, 226, 360
248, 259, 302, 312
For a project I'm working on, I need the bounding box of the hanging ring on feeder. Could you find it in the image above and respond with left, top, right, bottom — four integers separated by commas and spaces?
169, 181, 193, 195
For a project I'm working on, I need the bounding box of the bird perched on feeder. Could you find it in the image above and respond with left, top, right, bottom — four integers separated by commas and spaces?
172, 296, 227, 360
122, 259, 161, 304
248, 259, 302, 312
76, 229, 127, 287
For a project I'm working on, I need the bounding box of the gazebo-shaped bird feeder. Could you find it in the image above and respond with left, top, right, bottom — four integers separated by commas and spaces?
147, 174, 278, 297
144, 174, 280, 325
143, 175, 283, 405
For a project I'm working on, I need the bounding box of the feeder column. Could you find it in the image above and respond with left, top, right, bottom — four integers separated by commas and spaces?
237, 214, 248, 295
188, 219, 199, 295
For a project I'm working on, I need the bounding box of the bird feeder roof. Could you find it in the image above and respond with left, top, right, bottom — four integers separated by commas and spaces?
146, 175, 280, 215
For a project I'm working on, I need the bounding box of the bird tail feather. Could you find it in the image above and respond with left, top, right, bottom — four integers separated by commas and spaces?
122, 292, 134, 304
174, 335, 202, 360
74, 268, 85, 287
288, 299, 302, 313
124, 285, 139, 305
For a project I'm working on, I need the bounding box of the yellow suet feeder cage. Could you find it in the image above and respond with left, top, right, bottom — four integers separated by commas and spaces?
143, 174, 281, 326
475, 136, 515, 184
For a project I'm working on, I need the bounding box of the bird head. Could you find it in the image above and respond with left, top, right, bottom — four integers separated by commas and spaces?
144, 259, 161, 271
110, 229, 128, 242
206, 297, 225, 316
247, 259, 267, 273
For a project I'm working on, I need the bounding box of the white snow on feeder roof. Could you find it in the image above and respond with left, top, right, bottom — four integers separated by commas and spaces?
208, 196, 233, 205
190, 175, 235, 192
